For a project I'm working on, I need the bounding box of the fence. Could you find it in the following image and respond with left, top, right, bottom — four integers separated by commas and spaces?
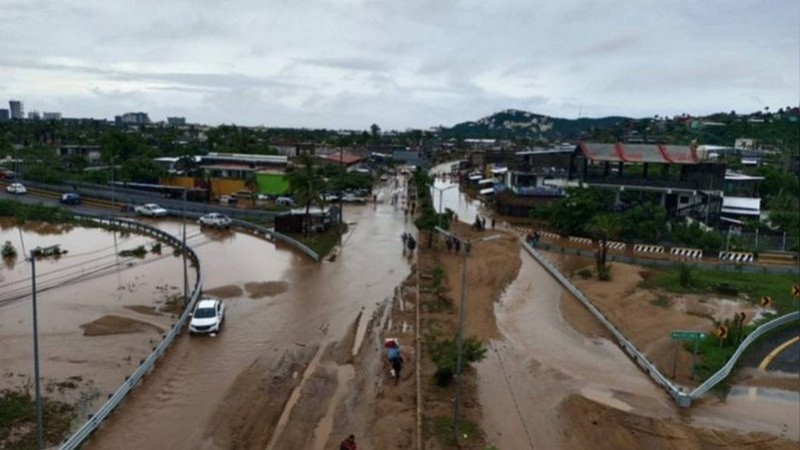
229, 218, 320, 262
59, 216, 203, 450
688, 310, 800, 401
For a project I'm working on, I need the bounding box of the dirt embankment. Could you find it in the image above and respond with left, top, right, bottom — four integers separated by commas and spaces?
244, 281, 289, 299
565, 259, 740, 384
203, 284, 244, 298
560, 394, 797, 450
79, 315, 164, 337
417, 222, 522, 448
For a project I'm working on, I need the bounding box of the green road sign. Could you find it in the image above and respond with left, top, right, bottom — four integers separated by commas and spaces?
671, 330, 707, 341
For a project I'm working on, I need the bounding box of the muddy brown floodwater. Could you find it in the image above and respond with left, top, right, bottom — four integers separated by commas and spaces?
86, 182, 417, 449
0, 221, 196, 423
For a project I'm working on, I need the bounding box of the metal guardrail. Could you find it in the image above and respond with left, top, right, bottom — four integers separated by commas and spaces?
521, 242, 692, 407
169, 210, 320, 262
688, 310, 800, 401
229, 218, 321, 262
59, 216, 203, 449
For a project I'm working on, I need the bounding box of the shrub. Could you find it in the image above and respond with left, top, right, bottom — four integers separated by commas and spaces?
577, 268, 592, 279
597, 264, 611, 281
119, 246, 148, 258
678, 263, 695, 288
427, 335, 487, 386
1, 241, 16, 259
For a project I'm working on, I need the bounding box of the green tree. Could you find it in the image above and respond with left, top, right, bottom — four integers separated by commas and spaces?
287, 154, 326, 237
118, 156, 165, 183
542, 188, 614, 236
586, 213, 621, 272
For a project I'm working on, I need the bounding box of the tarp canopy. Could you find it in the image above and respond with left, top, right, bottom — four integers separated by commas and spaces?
479, 187, 495, 195
478, 179, 494, 185
468, 174, 482, 181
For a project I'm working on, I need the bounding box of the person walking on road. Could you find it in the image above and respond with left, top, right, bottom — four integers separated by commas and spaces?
340, 434, 357, 450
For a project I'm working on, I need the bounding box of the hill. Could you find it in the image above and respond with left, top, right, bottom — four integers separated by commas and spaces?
442, 109, 630, 140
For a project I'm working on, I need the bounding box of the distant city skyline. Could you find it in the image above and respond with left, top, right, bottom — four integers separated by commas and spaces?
1, 0, 797, 129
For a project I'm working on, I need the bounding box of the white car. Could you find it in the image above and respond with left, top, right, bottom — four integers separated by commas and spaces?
198, 212, 232, 228
276, 196, 295, 206
5, 183, 26, 194
134, 203, 168, 217
189, 298, 225, 335
323, 193, 339, 202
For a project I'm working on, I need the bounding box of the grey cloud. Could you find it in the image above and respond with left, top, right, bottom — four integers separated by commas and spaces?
294, 57, 389, 72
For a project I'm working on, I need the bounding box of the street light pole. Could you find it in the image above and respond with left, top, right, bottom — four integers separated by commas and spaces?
339, 146, 344, 246
30, 250, 44, 450
434, 227, 499, 444
432, 184, 457, 228
182, 189, 188, 308
110, 156, 116, 212
452, 242, 468, 442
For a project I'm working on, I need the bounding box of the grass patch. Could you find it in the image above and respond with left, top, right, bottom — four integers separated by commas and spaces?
288, 223, 348, 258
426, 416, 484, 448
643, 266, 799, 315
0, 387, 76, 449
118, 245, 148, 258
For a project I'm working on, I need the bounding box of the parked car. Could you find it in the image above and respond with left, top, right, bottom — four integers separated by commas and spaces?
218, 195, 237, 205
60, 192, 81, 205
198, 212, 232, 228
189, 298, 225, 335
134, 203, 168, 217
323, 193, 339, 202
256, 193, 273, 201
5, 183, 26, 194
276, 196, 295, 207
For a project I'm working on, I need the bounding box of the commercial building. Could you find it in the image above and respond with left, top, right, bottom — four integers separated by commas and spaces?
0, 109, 9, 121
167, 117, 186, 126
115, 112, 151, 125
27, 111, 41, 120
9, 100, 24, 119
42, 112, 62, 120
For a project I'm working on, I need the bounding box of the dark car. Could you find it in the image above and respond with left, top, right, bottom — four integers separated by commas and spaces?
60, 192, 81, 205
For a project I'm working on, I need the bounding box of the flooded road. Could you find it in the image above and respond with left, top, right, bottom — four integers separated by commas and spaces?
86, 182, 415, 449
478, 249, 800, 447
0, 220, 197, 417
430, 162, 485, 225
477, 251, 670, 449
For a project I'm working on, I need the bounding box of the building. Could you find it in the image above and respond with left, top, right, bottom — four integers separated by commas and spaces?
42, 112, 62, 120
9, 100, 24, 119
0, 109, 9, 121
27, 111, 41, 120
167, 117, 186, 126
57, 145, 102, 165
274, 205, 341, 235
508, 143, 727, 224
115, 112, 150, 125
316, 152, 364, 170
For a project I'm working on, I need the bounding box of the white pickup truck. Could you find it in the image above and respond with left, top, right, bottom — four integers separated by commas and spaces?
134, 203, 168, 217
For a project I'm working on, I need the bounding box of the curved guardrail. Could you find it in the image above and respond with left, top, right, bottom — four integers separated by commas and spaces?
173, 211, 320, 262
522, 243, 692, 406
59, 216, 203, 449
688, 310, 800, 401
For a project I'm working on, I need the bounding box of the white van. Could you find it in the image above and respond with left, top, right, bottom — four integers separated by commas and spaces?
276, 196, 295, 206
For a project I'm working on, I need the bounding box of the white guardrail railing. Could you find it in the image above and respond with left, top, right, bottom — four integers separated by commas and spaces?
688, 310, 800, 400
521, 242, 692, 406
523, 242, 800, 408
59, 216, 203, 449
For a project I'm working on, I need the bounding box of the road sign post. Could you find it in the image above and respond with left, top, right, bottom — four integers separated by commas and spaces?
671, 330, 707, 380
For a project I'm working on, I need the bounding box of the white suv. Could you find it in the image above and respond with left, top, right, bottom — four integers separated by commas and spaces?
198, 213, 232, 229
189, 298, 225, 335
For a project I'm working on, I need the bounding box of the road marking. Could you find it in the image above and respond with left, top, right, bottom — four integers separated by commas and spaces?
758, 335, 800, 371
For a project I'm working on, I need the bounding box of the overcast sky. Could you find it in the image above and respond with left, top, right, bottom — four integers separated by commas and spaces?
1, 0, 797, 129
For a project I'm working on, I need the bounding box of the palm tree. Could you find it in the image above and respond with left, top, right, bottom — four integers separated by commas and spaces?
287, 154, 325, 237
587, 214, 621, 271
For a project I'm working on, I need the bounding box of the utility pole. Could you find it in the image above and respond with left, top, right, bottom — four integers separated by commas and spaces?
432, 184, 456, 228
339, 146, 344, 246
110, 156, 116, 212
30, 250, 44, 450
182, 189, 188, 308
435, 227, 498, 444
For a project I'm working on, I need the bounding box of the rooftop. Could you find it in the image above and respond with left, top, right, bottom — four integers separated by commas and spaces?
318, 153, 363, 165
578, 143, 706, 164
